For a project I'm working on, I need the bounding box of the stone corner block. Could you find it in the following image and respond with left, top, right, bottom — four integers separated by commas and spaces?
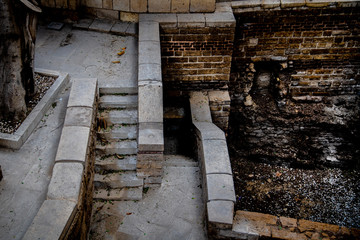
207, 200, 234, 226
22, 200, 77, 240
138, 123, 164, 152
202, 139, 232, 175
55, 126, 90, 163
189, 92, 212, 123
47, 162, 84, 201
64, 106, 94, 128
193, 122, 225, 140
67, 78, 98, 108
138, 83, 163, 123
206, 174, 236, 202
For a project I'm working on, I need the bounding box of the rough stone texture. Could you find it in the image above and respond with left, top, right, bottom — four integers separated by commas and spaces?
47, 163, 84, 201
130, 0, 147, 12
138, 83, 163, 123
113, 0, 129, 11
23, 200, 77, 240
148, 0, 171, 12
190, 0, 215, 13
229, 7, 360, 168
208, 90, 231, 132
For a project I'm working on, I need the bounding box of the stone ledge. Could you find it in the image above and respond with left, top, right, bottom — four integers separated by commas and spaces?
139, 21, 160, 42
67, 78, 98, 108
64, 106, 94, 128
138, 122, 164, 152
202, 139, 232, 175
193, 122, 226, 140
206, 174, 236, 202
0, 69, 69, 149
207, 201, 234, 228
189, 92, 212, 123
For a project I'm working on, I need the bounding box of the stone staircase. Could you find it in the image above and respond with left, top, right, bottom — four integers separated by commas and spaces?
94, 91, 143, 201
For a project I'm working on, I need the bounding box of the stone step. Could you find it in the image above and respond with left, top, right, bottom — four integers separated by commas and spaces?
93, 187, 143, 201
97, 124, 137, 140
99, 86, 138, 95
94, 171, 143, 189
98, 109, 137, 125
96, 140, 137, 155
99, 95, 138, 109
164, 155, 198, 167
95, 155, 137, 172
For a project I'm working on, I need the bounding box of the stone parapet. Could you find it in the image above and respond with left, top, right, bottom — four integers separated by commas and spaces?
23, 78, 98, 240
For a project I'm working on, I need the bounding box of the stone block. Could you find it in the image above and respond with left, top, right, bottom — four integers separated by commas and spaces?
139, 21, 159, 42
120, 12, 139, 22
172, 0, 189, 12
202, 139, 232, 175
138, 63, 162, 82
205, 12, 235, 28
231, 0, 261, 8
233, 211, 275, 238
138, 153, 164, 162
96, 9, 119, 20
137, 168, 163, 177
55, 126, 90, 163
262, 0, 280, 8
47, 163, 84, 201
148, 0, 171, 12
110, 21, 129, 34
126, 22, 138, 35
73, 19, 94, 30
85, 0, 102, 8
193, 122, 225, 140
305, 0, 331, 7
139, 14, 178, 27
89, 18, 115, 31
67, 78, 97, 108
177, 13, 206, 27
130, 0, 147, 12
207, 201, 234, 226
138, 123, 164, 152
138, 83, 163, 123
113, 0, 129, 11
280, 0, 305, 8
189, 92, 212, 123
208, 90, 231, 103
206, 174, 235, 202
23, 200, 77, 240
138, 41, 161, 65
190, 0, 215, 12
64, 106, 93, 128
103, 0, 112, 9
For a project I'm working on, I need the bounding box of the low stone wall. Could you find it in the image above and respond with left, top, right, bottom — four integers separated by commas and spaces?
23, 78, 98, 240
189, 91, 236, 239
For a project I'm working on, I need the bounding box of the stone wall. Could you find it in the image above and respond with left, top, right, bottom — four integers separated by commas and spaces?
229, 7, 360, 168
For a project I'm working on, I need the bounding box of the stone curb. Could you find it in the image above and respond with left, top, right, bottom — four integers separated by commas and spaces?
0, 69, 69, 149
23, 78, 98, 240
189, 91, 236, 231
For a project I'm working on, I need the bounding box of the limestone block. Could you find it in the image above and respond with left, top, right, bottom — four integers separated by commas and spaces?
206, 174, 235, 202
171, 0, 189, 12
138, 123, 164, 152
103, 0, 112, 9
23, 200, 77, 240
113, 0, 130, 11
215, 2, 232, 13
190, 0, 215, 13
148, 0, 171, 12
202, 139, 232, 175
130, 0, 147, 12
177, 13, 206, 27
55, 126, 90, 163
231, 0, 261, 8
207, 201, 234, 226
120, 12, 139, 22
204, 12, 235, 27
85, 0, 102, 8
193, 122, 225, 140
138, 63, 162, 82
111, 21, 129, 34
262, 0, 280, 8
64, 107, 93, 128
189, 92, 212, 123
47, 163, 84, 201
138, 41, 161, 65
67, 78, 97, 108
280, 0, 305, 8
138, 83, 163, 123
139, 21, 159, 42
96, 9, 119, 20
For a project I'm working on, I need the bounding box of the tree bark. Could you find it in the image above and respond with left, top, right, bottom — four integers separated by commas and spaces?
0, 0, 39, 121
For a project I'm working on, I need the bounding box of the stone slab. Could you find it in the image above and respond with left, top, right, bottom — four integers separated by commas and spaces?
64, 106, 93, 128
113, 0, 130, 11
202, 139, 232, 175
206, 174, 235, 202
139, 21, 160, 42
110, 21, 130, 34
177, 13, 206, 27
138, 82, 163, 123
73, 19, 94, 30
67, 78, 97, 108
172, 0, 190, 12
47, 162, 84, 201
138, 123, 164, 152
23, 200, 77, 240
205, 12, 235, 28
55, 126, 90, 163
138, 40, 161, 65
138, 63, 162, 82
190, 0, 215, 12
148, 0, 171, 12
189, 92, 212, 123
207, 201, 234, 226
89, 19, 115, 33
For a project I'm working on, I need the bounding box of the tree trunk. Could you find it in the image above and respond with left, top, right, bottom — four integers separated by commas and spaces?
0, 0, 39, 121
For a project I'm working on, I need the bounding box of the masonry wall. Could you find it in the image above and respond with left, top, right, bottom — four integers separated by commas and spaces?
229, 7, 360, 168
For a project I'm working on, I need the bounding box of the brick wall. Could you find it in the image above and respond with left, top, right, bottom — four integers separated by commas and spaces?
161, 26, 235, 92
229, 7, 360, 168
